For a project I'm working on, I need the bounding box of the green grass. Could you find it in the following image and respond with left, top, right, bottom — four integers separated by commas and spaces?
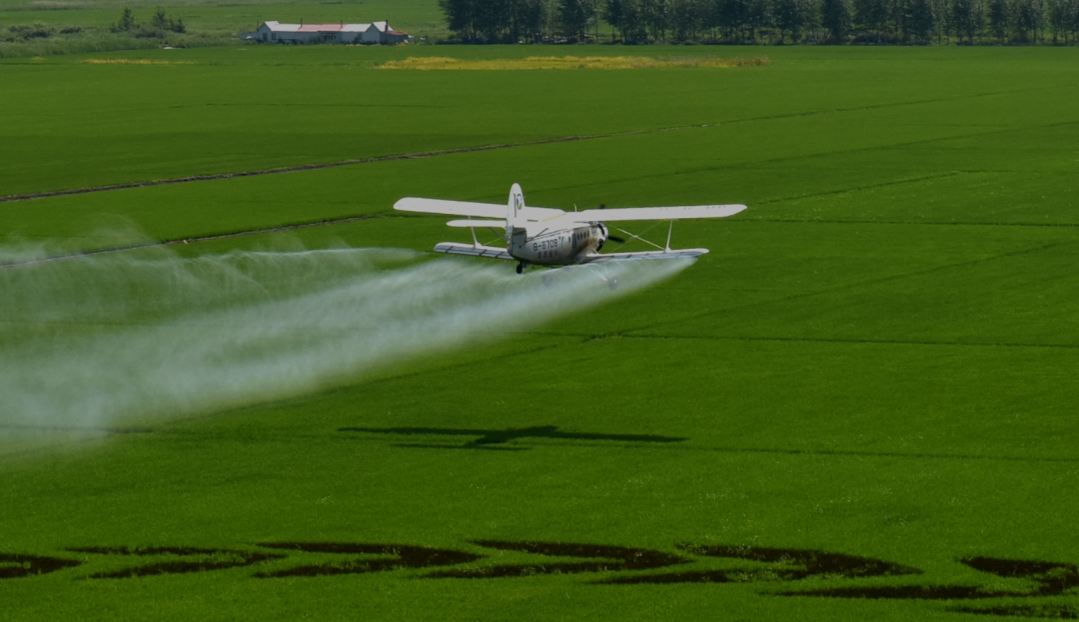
2, 44, 1079, 621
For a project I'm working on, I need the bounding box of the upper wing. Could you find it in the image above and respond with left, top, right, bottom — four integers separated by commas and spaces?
395, 198, 506, 219
569, 204, 747, 222
446, 219, 507, 228
395, 197, 565, 221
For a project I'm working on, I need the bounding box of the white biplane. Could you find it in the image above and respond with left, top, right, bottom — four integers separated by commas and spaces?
394, 183, 746, 281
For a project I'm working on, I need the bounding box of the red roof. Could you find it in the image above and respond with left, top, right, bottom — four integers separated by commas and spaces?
297, 23, 344, 32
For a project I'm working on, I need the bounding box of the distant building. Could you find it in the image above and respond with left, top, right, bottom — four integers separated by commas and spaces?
240, 21, 412, 44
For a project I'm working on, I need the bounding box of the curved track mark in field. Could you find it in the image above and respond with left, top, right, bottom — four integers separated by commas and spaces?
426, 541, 687, 579
949, 604, 1079, 618
0, 215, 379, 269
605, 544, 918, 584
255, 543, 482, 578
65, 547, 282, 579
0, 553, 80, 579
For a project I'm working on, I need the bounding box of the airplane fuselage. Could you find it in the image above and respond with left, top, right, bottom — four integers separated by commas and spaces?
509, 223, 608, 267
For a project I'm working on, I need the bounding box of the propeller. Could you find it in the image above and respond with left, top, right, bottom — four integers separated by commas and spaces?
607, 234, 626, 244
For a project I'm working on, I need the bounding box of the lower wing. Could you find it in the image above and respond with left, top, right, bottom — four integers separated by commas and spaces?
585, 249, 709, 262
433, 242, 514, 261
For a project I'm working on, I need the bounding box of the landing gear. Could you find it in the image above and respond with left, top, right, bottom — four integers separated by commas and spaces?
516, 262, 526, 275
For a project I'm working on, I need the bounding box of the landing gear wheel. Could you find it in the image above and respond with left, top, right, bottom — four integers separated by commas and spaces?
516, 262, 525, 275
608, 278, 618, 291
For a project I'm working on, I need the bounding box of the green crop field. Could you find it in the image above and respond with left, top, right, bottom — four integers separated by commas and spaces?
2, 43, 1079, 622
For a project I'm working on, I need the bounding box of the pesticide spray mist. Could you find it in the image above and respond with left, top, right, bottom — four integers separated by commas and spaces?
0, 238, 691, 446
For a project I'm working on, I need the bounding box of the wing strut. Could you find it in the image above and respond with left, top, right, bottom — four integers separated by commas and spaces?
665, 221, 674, 252
614, 225, 665, 251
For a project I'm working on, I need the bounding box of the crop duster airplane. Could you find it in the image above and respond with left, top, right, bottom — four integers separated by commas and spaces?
394, 183, 746, 281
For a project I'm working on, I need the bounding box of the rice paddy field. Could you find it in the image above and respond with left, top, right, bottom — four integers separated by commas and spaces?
2, 42, 1079, 621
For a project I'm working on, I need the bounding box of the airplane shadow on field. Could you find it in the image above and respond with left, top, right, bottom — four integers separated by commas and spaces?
337, 425, 688, 451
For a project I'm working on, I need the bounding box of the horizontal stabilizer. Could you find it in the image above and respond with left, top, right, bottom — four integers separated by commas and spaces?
433, 242, 514, 260
569, 204, 746, 223
586, 249, 709, 263
446, 219, 507, 228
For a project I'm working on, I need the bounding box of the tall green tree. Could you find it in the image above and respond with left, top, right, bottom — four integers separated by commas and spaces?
771, 0, 808, 40
1046, 0, 1077, 41
511, 0, 549, 40
716, 0, 749, 38
987, 0, 1008, 39
852, 0, 889, 37
820, 0, 851, 40
949, 0, 983, 41
745, 0, 770, 38
1007, 0, 1040, 41
900, 0, 935, 40
640, 0, 669, 40
670, 0, 705, 39
439, 0, 481, 40
621, 0, 651, 40
115, 7, 137, 32
604, 0, 627, 39
558, 0, 596, 39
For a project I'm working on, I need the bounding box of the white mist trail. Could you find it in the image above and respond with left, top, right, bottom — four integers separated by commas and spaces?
0, 244, 691, 434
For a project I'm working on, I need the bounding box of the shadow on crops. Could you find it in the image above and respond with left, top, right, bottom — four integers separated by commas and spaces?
338, 425, 688, 450
949, 604, 1079, 619
66, 547, 281, 579
0, 553, 80, 579
425, 541, 688, 578
779, 555, 1078, 599
603, 545, 921, 584
254, 543, 483, 578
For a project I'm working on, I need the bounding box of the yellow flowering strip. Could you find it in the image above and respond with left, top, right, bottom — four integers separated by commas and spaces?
378, 55, 770, 70
81, 59, 196, 65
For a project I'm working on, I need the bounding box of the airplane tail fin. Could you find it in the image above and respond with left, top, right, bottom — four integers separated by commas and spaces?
505, 183, 526, 246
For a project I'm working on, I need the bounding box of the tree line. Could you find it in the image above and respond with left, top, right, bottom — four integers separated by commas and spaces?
438, 0, 1079, 44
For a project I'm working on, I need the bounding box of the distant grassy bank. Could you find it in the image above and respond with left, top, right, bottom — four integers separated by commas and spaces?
0, 0, 448, 57
0, 23, 234, 57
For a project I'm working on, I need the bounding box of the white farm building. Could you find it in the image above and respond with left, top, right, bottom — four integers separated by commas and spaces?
241, 21, 412, 44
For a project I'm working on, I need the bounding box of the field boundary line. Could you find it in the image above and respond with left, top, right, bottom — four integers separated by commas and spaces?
746, 218, 1079, 229
683, 443, 1079, 463
604, 333, 1079, 351
0, 131, 668, 204
0, 215, 380, 269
